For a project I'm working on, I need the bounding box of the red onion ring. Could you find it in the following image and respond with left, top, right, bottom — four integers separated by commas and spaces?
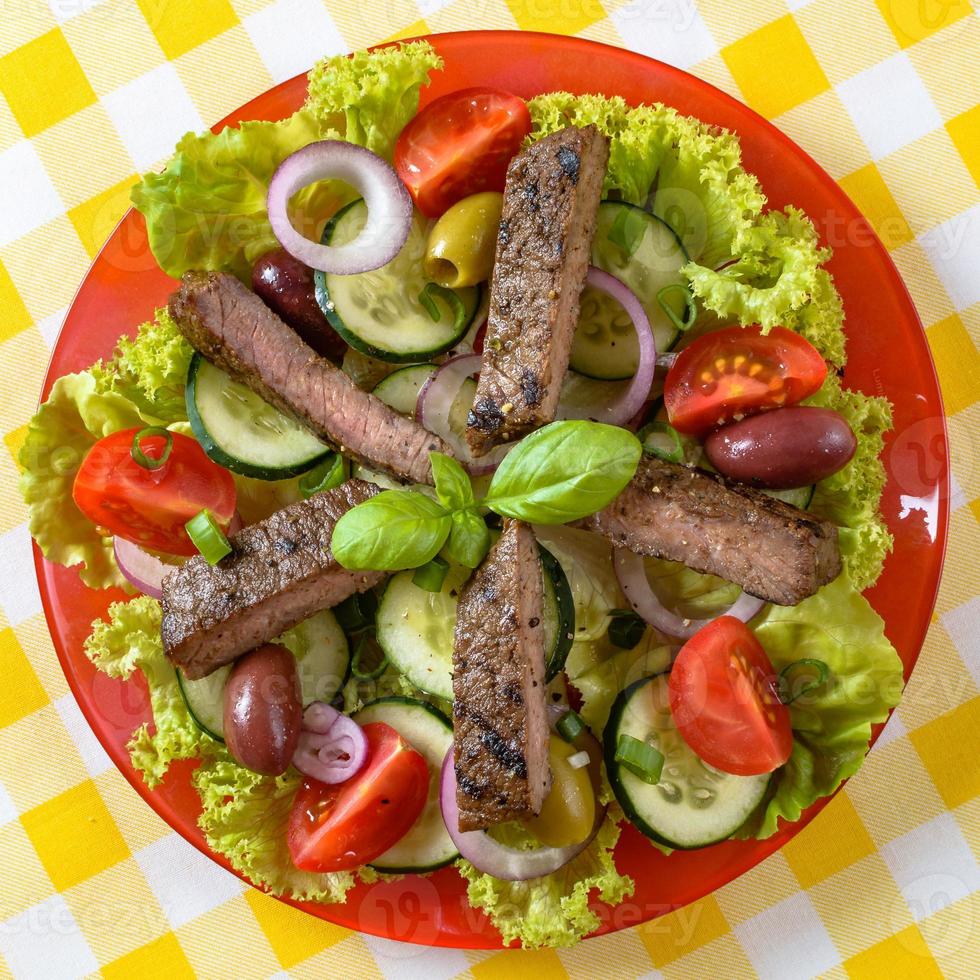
558, 267, 656, 427
613, 548, 766, 640
439, 749, 605, 880
267, 141, 412, 275
291, 701, 369, 784
113, 537, 169, 598
416, 353, 509, 476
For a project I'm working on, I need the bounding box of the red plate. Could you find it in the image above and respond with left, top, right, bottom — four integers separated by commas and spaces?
35, 31, 949, 948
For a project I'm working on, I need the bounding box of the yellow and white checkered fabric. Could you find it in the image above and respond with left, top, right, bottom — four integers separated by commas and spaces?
0, 1, 977, 977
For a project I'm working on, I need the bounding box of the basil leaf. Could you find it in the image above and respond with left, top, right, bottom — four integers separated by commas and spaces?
331, 490, 451, 570
430, 451, 474, 511
484, 421, 642, 524
445, 510, 491, 569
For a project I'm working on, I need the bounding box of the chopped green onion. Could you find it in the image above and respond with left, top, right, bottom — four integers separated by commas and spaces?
412, 555, 449, 592
556, 710, 586, 742
418, 282, 464, 327
638, 421, 685, 464
657, 283, 697, 333
351, 632, 389, 681
608, 612, 646, 649
615, 734, 665, 784
298, 453, 346, 498
185, 509, 231, 565
606, 206, 646, 259
568, 750, 591, 770
131, 427, 173, 471
418, 284, 442, 322
779, 658, 830, 704
334, 591, 378, 635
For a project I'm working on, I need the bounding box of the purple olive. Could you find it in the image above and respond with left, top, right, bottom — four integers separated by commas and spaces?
224, 643, 302, 776
705, 406, 857, 490
252, 248, 346, 362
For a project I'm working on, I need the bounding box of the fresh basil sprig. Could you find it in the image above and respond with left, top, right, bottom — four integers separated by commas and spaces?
331, 421, 642, 572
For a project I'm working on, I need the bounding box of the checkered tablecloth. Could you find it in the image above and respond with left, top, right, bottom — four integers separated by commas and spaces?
0, 2, 977, 977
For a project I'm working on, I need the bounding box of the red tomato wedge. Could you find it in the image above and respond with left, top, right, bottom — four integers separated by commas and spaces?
664, 326, 827, 436
288, 722, 429, 873
394, 87, 531, 217
668, 617, 792, 776
72, 428, 236, 557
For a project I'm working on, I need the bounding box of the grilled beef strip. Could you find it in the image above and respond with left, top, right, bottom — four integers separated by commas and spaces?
466, 125, 610, 457
452, 518, 551, 831
170, 271, 450, 485
161, 480, 384, 679
581, 457, 841, 606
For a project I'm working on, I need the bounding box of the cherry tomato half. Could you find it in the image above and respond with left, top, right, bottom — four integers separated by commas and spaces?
288, 722, 429, 873
664, 326, 827, 436
72, 428, 236, 557
394, 87, 531, 218
668, 616, 792, 776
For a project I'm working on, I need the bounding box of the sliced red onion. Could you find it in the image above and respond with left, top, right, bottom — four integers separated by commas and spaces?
558, 267, 656, 426
113, 537, 170, 598
267, 141, 412, 275
292, 701, 369, 784
416, 353, 509, 476
613, 548, 766, 640
439, 749, 605, 880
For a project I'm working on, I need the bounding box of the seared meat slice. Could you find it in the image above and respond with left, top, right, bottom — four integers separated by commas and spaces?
162, 480, 383, 679
466, 125, 610, 456
452, 519, 551, 831
582, 457, 841, 605
170, 271, 449, 485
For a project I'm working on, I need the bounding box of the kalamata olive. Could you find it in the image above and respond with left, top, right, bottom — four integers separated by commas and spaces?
224, 643, 302, 776
252, 249, 346, 362
704, 406, 856, 490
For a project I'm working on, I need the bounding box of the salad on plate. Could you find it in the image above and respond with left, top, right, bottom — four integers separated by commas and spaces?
22, 41, 905, 948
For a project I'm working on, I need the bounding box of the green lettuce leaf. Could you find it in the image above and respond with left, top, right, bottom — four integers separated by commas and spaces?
781, 267, 847, 367
305, 41, 443, 159
20, 372, 142, 590
84, 597, 214, 787
194, 753, 355, 904
807, 373, 894, 589
458, 810, 633, 948
743, 573, 904, 837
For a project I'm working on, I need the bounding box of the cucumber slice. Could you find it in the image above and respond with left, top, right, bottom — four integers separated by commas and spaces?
762, 485, 815, 510
571, 202, 690, 381
177, 609, 349, 741
371, 363, 437, 416
377, 546, 576, 700
186, 353, 331, 480
353, 697, 458, 872
315, 200, 481, 363
605, 674, 769, 849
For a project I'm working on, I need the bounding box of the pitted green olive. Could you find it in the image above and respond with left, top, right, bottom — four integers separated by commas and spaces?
423, 192, 504, 288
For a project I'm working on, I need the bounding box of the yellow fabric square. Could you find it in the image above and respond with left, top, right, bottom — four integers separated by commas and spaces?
722, 15, 830, 119
0, 258, 32, 343
946, 106, 980, 189
796, 0, 900, 85
715, 851, 800, 926
638, 895, 729, 967
4, 424, 29, 469
328, 0, 434, 49
838, 163, 914, 251
0, 327, 52, 441
774, 90, 871, 180
427, 0, 519, 32
136, 0, 239, 61
245, 888, 350, 969
506, 0, 606, 34
12, 617, 69, 702
845, 924, 944, 979
926, 314, 980, 416
0, 627, 49, 726
20, 779, 129, 891
102, 932, 195, 980
909, 15, 980, 119
874, 0, 973, 48
663, 933, 756, 979
698, 0, 786, 47
177, 894, 281, 977
910, 697, 980, 808
93, 769, 171, 853
782, 792, 876, 887
889, 240, 956, 326
472, 947, 568, 980
919, 894, 980, 975
0, 29, 96, 137
68, 176, 140, 259
0, 822, 55, 920
387, 19, 430, 42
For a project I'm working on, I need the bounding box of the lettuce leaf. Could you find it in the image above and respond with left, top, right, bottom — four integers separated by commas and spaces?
20, 372, 142, 590
782, 267, 847, 367
194, 753, 355, 904
84, 597, 214, 787
743, 573, 904, 837
305, 41, 442, 159
458, 811, 633, 948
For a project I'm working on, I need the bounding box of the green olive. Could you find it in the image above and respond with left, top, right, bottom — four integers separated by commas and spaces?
424, 192, 504, 288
